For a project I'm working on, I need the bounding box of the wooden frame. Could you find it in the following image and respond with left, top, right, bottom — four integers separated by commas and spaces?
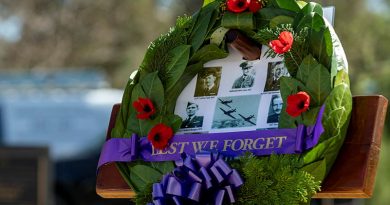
96, 95, 388, 199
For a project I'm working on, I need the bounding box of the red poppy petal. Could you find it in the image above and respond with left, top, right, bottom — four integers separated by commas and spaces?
286, 105, 300, 117
287, 95, 301, 105
137, 113, 150, 119
281, 44, 292, 53
227, 0, 251, 13
132, 101, 143, 111
147, 123, 173, 150
279, 31, 293, 45
270, 40, 284, 48
248, 0, 262, 13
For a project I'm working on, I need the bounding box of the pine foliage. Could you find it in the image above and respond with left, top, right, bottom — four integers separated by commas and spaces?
233, 154, 321, 205
133, 182, 153, 205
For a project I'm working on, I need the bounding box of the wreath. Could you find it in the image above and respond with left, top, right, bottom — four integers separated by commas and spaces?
107, 0, 352, 204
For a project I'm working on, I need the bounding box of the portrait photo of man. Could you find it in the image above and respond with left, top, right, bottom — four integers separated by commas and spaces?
181, 102, 204, 129
194, 67, 221, 97
267, 94, 283, 123
264, 61, 290, 91
232, 61, 255, 89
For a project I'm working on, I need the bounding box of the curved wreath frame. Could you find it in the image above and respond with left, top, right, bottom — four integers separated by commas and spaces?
110, 0, 352, 204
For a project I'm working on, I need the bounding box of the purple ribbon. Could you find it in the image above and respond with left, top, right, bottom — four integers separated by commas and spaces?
97, 106, 325, 169
147, 152, 243, 205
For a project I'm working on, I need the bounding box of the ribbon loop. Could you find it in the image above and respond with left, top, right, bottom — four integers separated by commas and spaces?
148, 152, 243, 205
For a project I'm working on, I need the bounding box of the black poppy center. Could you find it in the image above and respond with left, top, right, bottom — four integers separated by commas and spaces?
237, 1, 245, 7
143, 105, 152, 112
153, 133, 161, 142
298, 101, 305, 109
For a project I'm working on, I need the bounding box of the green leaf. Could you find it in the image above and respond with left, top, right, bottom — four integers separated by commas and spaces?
140, 72, 165, 111
150, 161, 175, 175
306, 63, 331, 106
327, 21, 349, 77
189, 1, 218, 53
279, 76, 306, 101
310, 26, 333, 69
302, 2, 323, 16
163, 45, 191, 91
296, 54, 318, 84
127, 84, 157, 137
278, 104, 297, 128
127, 84, 145, 135
330, 54, 338, 87
296, 13, 333, 69
210, 27, 229, 46
202, 0, 215, 7
269, 15, 294, 28
115, 163, 136, 190
296, 1, 307, 8
304, 83, 352, 169
293, 2, 324, 30
302, 106, 321, 126
301, 159, 326, 181
323, 83, 352, 136
111, 80, 137, 138
189, 44, 228, 64
278, 76, 306, 128
129, 165, 162, 192
296, 12, 325, 33
275, 0, 301, 12
334, 69, 350, 87
221, 12, 254, 30
257, 8, 297, 28
164, 114, 183, 133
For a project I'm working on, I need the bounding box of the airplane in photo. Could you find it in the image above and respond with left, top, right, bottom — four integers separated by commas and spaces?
238, 114, 256, 126
219, 107, 237, 119
218, 98, 233, 108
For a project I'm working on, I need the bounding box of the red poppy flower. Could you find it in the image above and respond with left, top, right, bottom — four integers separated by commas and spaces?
286, 91, 310, 117
226, 0, 251, 13
269, 31, 294, 54
248, 0, 262, 13
147, 123, 173, 150
132, 97, 155, 119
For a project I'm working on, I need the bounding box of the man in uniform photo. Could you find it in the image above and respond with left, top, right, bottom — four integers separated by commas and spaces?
267, 95, 283, 123
232, 61, 255, 89
181, 102, 204, 128
194, 69, 220, 97
265, 61, 290, 91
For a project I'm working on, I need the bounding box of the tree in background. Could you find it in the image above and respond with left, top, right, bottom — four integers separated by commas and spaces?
0, 0, 202, 87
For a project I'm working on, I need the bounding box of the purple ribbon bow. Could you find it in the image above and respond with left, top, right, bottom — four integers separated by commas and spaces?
148, 152, 244, 205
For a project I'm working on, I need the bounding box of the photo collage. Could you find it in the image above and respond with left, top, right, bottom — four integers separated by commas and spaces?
174, 46, 290, 134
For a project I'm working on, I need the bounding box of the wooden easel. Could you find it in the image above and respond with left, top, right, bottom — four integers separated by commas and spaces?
96, 95, 388, 199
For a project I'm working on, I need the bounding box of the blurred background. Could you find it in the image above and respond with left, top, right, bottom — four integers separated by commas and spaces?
0, 0, 388, 204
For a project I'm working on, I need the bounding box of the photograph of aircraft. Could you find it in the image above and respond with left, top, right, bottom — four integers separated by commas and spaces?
219, 107, 236, 119
238, 114, 256, 126
218, 98, 233, 108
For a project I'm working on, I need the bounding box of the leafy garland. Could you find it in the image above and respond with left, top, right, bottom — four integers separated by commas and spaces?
110, 0, 352, 204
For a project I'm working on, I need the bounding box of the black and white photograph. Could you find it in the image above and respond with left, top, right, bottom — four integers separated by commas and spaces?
212, 95, 260, 130
180, 101, 204, 129
232, 61, 256, 89
174, 45, 284, 133
264, 61, 290, 91
194, 67, 221, 97
267, 94, 283, 124
256, 93, 283, 129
